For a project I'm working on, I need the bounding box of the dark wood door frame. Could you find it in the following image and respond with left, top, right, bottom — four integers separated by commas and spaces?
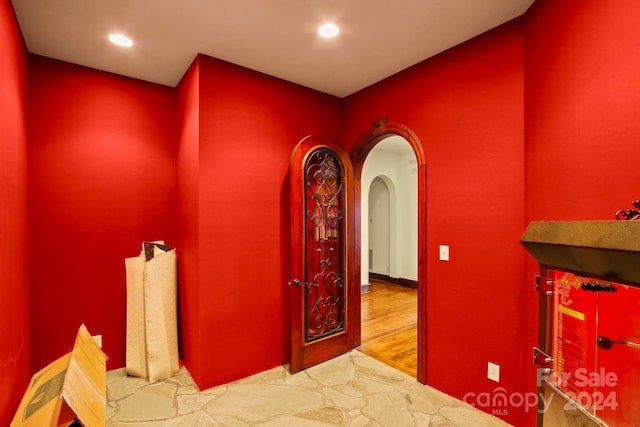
350, 121, 427, 384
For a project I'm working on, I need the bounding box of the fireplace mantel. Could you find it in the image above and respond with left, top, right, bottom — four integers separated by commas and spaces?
521, 221, 640, 286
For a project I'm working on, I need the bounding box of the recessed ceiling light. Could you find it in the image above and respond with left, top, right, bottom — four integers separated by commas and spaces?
318, 23, 340, 38
109, 33, 133, 47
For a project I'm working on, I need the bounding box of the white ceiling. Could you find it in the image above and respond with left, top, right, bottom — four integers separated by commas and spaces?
11, 0, 534, 98
374, 135, 414, 155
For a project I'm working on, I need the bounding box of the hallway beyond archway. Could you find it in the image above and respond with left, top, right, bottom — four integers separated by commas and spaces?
351, 121, 427, 384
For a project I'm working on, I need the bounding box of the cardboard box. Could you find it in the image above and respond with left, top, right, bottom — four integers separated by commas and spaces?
11, 324, 107, 427
126, 241, 179, 382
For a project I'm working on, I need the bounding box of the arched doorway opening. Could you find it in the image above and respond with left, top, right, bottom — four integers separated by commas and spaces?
361, 140, 418, 377
351, 121, 427, 384
368, 176, 392, 278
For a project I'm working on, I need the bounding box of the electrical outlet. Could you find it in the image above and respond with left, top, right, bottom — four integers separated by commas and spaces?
487, 362, 500, 382
439, 245, 449, 261
92, 334, 103, 349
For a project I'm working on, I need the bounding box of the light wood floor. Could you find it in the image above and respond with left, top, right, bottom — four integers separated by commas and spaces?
359, 278, 417, 377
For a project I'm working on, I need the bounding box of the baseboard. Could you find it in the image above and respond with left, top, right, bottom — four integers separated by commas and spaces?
369, 272, 394, 283
398, 278, 418, 289
361, 283, 371, 293
369, 272, 418, 289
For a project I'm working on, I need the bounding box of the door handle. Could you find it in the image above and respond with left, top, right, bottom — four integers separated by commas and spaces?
597, 336, 640, 350
289, 279, 303, 287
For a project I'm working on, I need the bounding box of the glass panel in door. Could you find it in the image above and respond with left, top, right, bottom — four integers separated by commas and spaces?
304, 148, 346, 341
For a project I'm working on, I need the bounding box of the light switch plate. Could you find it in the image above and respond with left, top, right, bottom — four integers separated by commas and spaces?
439, 245, 449, 261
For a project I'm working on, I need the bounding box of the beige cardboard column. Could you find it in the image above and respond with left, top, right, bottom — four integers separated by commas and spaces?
125, 242, 179, 382
143, 243, 179, 381
125, 255, 147, 377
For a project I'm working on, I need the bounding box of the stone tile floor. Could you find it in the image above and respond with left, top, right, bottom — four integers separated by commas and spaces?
107, 350, 511, 426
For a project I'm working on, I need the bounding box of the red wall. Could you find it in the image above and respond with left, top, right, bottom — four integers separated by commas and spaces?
176, 58, 202, 383
523, 3, 640, 424
525, 0, 640, 221
344, 21, 527, 426
27, 56, 178, 371
0, 1, 30, 424
178, 55, 344, 389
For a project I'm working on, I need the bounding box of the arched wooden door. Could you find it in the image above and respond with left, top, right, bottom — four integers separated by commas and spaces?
288, 135, 359, 373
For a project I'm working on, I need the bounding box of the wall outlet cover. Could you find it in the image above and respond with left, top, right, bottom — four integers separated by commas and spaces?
487, 362, 500, 382
92, 334, 103, 349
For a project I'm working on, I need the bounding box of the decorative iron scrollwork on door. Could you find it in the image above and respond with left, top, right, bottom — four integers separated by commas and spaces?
304, 148, 346, 342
